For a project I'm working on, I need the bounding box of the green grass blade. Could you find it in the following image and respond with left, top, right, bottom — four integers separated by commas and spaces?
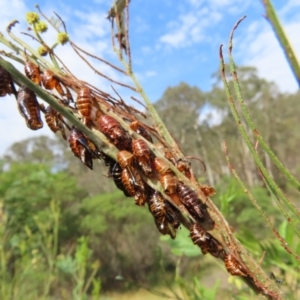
262, 0, 300, 87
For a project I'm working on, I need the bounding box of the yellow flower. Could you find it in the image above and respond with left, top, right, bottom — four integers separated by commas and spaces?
26, 12, 40, 25
35, 21, 48, 33
57, 32, 69, 45
37, 46, 48, 56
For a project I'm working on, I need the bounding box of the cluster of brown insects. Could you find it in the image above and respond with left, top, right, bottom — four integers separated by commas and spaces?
0, 56, 249, 279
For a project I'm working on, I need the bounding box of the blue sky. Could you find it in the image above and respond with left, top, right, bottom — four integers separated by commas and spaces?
0, 0, 300, 155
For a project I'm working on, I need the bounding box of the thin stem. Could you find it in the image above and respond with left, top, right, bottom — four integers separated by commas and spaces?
224, 140, 300, 262
126, 61, 184, 157
261, 0, 300, 87
6, 25, 53, 71
70, 42, 137, 91
228, 17, 300, 223
220, 44, 300, 239
124, 0, 132, 73
228, 15, 300, 191
71, 42, 127, 75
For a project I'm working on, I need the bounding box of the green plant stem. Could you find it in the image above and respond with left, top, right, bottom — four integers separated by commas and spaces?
228, 28, 300, 191
261, 0, 300, 87
0, 50, 24, 65
6, 27, 53, 70
0, 32, 23, 57
220, 48, 300, 242
224, 141, 300, 262
227, 18, 300, 226
82, 263, 100, 294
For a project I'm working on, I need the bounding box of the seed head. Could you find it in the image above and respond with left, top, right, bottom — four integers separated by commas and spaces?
57, 32, 69, 45
26, 12, 40, 25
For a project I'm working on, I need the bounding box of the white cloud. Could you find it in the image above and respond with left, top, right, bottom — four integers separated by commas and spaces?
160, 8, 222, 48
145, 71, 157, 77
187, 0, 252, 17
235, 17, 300, 93
280, 0, 300, 17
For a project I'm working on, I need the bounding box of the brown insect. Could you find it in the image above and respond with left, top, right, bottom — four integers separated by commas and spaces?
76, 87, 93, 122
65, 86, 74, 102
68, 127, 93, 169
109, 161, 131, 197
177, 182, 207, 222
176, 158, 192, 178
24, 60, 41, 85
42, 70, 64, 96
98, 114, 131, 150
129, 121, 153, 142
148, 190, 176, 239
44, 105, 59, 133
164, 201, 181, 230
17, 85, 43, 130
0, 66, 16, 98
44, 105, 67, 139
86, 139, 108, 161
224, 254, 248, 277
155, 143, 177, 165
200, 185, 216, 197
160, 173, 178, 195
190, 223, 224, 258
153, 157, 171, 175
121, 167, 147, 206
132, 139, 153, 176
117, 150, 134, 169
152, 157, 178, 194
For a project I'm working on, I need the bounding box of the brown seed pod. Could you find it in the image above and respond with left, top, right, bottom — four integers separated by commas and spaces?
24, 60, 41, 85
177, 182, 207, 222
160, 173, 178, 195
224, 254, 248, 277
109, 161, 131, 197
98, 114, 131, 150
17, 85, 43, 130
68, 127, 93, 169
42, 70, 64, 96
129, 121, 153, 142
148, 190, 175, 238
76, 87, 93, 119
190, 223, 224, 258
132, 139, 153, 176
0, 66, 15, 97
200, 185, 216, 197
